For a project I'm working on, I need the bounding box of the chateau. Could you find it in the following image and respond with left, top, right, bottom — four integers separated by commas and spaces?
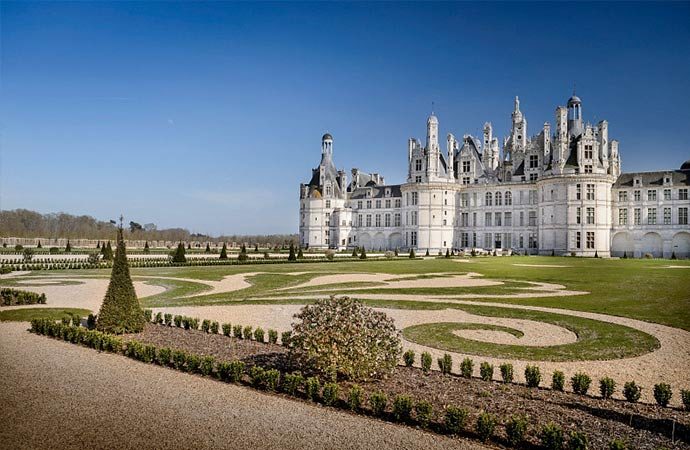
299, 95, 690, 258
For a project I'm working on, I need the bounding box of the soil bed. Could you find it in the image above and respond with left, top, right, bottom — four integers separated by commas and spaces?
126, 323, 690, 449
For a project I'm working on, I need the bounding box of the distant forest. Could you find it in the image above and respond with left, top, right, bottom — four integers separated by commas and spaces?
0, 209, 298, 244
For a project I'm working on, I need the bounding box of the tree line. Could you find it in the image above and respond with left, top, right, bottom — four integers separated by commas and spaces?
0, 209, 297, 245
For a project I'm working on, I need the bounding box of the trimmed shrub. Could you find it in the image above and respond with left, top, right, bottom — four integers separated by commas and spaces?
681, 389, 690, 411
71, 314, 82, 327
249, 366, 266, 388
540, 422, 564, 450
403, 349, 415, 367
200, 356, 215, 376
460, 357, 473, 378
186, 354, 201, 373
201, 319, 211, 333
369, 391, 388, 416
568, 431, 589, 450
253, 327, 265, 343
552, 370, 565, 392
305, 377, 320, 401
421, 352, 432, 374
608, 439, 627, 450
623, 381, 642, 403
216, 361, 232, 381
444, 406, 468, 434
392, 395, 413, 423
476, 412, 496, 442
228, 360, 245, 382
505, 415, 528, 446
264, 369, 280, 391
500, 363, 514, 383
322, 382, 340, 406
348, 384, 364, 411
243, 326, 253, 340
156, 347, 172, 366
415, 400, 433, 427
172, 242, 187, 263
268, 329, 278, 344
525, 365, 541, 388
653, 383, 672, 407
172, 350, 187, 370
282, 372, 304, 396
438, 354, 453, 375
479, 362, 493, 382
222, 323, 232, 336
86, 314, 97, 330
281, 331, 292, 346
154, 312, 163, 324
571, 372, 592, 395
289, 296, 401, 381
233, 325, 243, 338
143, 309, 153, 323
599, 377, 616, 399
174, 315, 182, 327
210, 321, 219, 334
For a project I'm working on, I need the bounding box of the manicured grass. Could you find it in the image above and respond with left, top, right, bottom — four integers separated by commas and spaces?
0, 308, 91, 322
137, 278, 212, 303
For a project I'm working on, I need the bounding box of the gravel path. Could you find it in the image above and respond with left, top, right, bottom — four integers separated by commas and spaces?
0, 322, 487, 450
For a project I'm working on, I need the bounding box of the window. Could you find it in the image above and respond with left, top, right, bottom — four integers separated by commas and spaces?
576, 184, 581, 200
680, 208, 688, 225
461, 213, 469, 227
586, 207, 595, 225
495, 212, 502, 226
366, 200, 372, 209
584, 165, 593, 174
586, 184, 595, 200
325, 200, 331, 208
385, 199, 391, 208
461, 233, 469, 247
576, 207, 581, 224
410, 231, 417, 246
495, 192, 502, 206
366, 214, 372, 227
648, 208, 656, 225
634, 208, 641, 225
505, 191, 512, 205
664, 189, 671, 201
325, 213, 330, 224
519, 211, 524, 226
529, 154, 538, 168
584, 145, 593, 159
519, 234, 524, 248
485, 212, 492, 227
530, 173, 538, 181
461, 193, 469, 207
325, 185, 332, 196
505, 212, 512, 227
394, 199, 401, 208
394, 213, 401, 226
411, 192, 418, 205
415, 159, 422, 171
664, 208, 671, 225
494, 233, 502, 249
375, 214, 381, 227
586, 232, 594, 249
357, 215, 362, 227
528, 211, 537, 226
679, 189, 688, 200
618, 209, 628, 225
634, 190, 641, 201
411, 211, 417, 225
357, 201, 362, 209
575, 232, 581, 249
484, 233, 492, 249
375, 200, 381, 209
462, 177, 471, 184
384, 213, 391, 227
472, 212, 477, 227
648, 190, 657, 201
415, 176, 422, 183
618, 191, 628, 202
485, 192, 493, 206
462, 161, 470, 172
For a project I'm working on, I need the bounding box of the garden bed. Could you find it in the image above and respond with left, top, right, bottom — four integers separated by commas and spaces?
123, 323, 690, 449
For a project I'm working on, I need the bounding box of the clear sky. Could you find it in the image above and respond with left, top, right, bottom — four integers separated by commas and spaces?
1, 2, 689, 235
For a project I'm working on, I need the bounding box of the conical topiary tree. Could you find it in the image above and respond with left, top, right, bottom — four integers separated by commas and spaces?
288, 242, 297, 261
102, 241, 114, 261
96, 241, 101, 249
187, 243, 191, 250
37, 241, 42, 249
205, 243, 211, 253
359, 247, 367, 260
65, 240, 72, 252
425, 249, 429, 257
255, 244, 259, 253
172, 242, 187, 263
409, 248, 415, 259
143, 241, 150, 254
96, 227, 145, 334
238, 244, 248, 262
352, 247, 358, 258
297, 247, 304, 259
220, 243, 228, 259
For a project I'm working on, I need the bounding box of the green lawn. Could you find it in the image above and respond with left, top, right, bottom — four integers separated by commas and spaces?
0, 308, 91, 322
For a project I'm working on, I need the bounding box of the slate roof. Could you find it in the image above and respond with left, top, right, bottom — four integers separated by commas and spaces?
349, 184, 403, 199
613, 170, 690, 187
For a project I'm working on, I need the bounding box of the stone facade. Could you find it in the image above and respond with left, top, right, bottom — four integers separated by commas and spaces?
299, 95, 690, 257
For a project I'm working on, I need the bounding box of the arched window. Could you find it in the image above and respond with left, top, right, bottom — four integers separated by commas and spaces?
505, 191, 512, 206
495, 191, 502, 206
485, 192, 492, 206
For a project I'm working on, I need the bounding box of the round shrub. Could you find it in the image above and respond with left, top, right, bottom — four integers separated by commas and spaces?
540, 422, 564, 450
623, 381, 642, 403
479, 362, 494, 382
369, 391, 388, 416
348, 385, 364, 411
403, 349, 415, 367
681, 389, 690, 411
476, 412, 496, 442
525, 365, 541, 388
392, 395, 413, 423
569, 431, 589, 450
444, 406, 468, 434
288, 296, 401, 381
460, 357, 473, 378
505, 415, 528, 446
421, 352, 432, 374
571, 372, 592, 395
552, 370, 565, 391
438, 354, 452, 375
653, 383, 672, 407
414, 400, 433, 427
500, 363, 514, 383
322, 382, 339, 406
599, 377, 616, 399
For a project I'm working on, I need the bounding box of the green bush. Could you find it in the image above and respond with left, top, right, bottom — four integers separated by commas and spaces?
174, 315, 182, 327
154, 312, 163, 324
505, 415, 528, 446
348, 384, 364, 411
143, 309, 153, 323
568, 431, 589, 450
369, 391, 388, 416
421, 352, 432, 374
438, 354, 452, 375
228, 360, 245, 382
415, 400, 433, 427
571, 372, 592, 395
681, 389, 690, 410
392, 395, 413, 423
233, 324, 243, 338
201, 319, 211, 333
210, 321, 219, 334
403, 349, 415, 367
479, 362, 493, 381
156, 347, 172, 366
253, 327, 265, 343
71, 314, 82, 327
186, 354, 201, 373
623, 381, 642, 403
172, 350, 187, 370
268, 329, 278, 344
0, 288, 47, 306
282, 372, 304, 396
500, 363, 514, 383
552, 370, 565, 391
476, 412, 496, 442
281, 331, 292, 346
200, 356, 215, 376
264, 369, 280, 391
305, 377, 320, 401
249, 366, 266, 388
653, 383, 672, 407
444, 406, 468, 434
525, 365, 541, 388
540, 422, 564, 450
599, 377, 616, 399
322, 382, 339, 406
222, 323, 232, 336
460, 357, 473, 378
608, 439, 627, 450
243, 326, 253, 340
87, 314, 97, 329
289, 297, 401, 381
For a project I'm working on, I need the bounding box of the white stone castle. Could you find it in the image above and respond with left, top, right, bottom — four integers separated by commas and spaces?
300, 95, 690, 258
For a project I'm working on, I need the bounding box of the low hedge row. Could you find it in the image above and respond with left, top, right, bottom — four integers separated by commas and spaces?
30, 318, 666, 449
1, 288, 47, 306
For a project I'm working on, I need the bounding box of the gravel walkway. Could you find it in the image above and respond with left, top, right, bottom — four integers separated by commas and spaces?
0, 322, 487, 450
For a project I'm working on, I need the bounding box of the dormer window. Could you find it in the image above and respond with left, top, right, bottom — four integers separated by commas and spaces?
415, 159, 422, 171
634, 178, 641, 186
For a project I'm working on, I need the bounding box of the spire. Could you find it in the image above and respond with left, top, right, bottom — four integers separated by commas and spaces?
514, 96, 520, 113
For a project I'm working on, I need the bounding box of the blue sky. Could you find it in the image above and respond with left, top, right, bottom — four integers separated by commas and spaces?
1, 2, 689, 235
